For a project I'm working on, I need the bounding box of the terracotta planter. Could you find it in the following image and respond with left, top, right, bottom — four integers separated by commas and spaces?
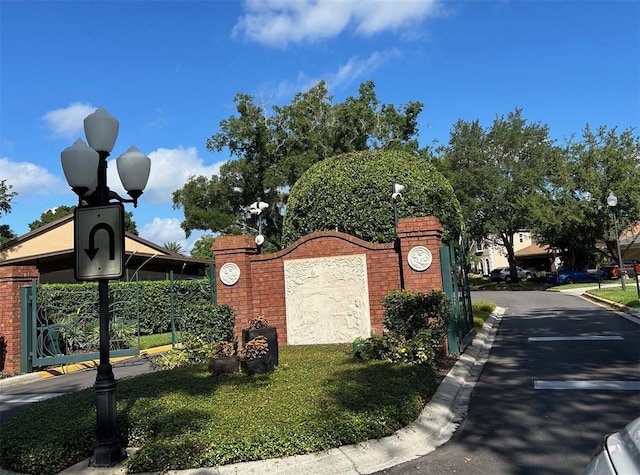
209, 356, 239, 375
240, 356, 274, 375
242, 327, 279, 368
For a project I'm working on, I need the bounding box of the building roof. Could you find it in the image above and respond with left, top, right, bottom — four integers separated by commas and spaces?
0, 214, 212, 280
514, 242, 554, 258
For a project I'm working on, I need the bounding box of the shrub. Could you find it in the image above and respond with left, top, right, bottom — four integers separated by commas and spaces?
180, 303, 235, 345
382, 289, 449, 341
282, 149, 463, 246
355, 290, 450, 367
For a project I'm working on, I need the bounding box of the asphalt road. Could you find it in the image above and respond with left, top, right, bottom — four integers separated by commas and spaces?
0, 356, 154, 426
375, 290, 640, 475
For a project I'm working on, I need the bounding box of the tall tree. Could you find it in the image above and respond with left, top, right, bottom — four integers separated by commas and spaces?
28, 205, 139, 235
530, 125, 640, 267
173, 80, 425, 250
440, 109, 560, 281
0, 179, 16, 216
0, 179, 17, 245
163, 241, 184, 255
190, 234, 215, 260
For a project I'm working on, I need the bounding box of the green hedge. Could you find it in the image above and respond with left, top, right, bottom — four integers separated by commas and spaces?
37, 279, 216, 336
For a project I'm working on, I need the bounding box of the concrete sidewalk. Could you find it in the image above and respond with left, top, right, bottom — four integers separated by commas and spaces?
1, 312, 504, 475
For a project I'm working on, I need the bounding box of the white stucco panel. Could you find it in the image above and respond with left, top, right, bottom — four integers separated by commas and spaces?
284, 254, 371, 345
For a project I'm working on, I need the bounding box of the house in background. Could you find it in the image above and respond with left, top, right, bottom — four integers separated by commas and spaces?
0, 214, 211, 283
471, 231, 555, 276
472, 224, 640, 277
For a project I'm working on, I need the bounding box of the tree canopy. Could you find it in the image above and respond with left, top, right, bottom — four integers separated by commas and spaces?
283, 149, 463, 246
0, 179, 17, 245
438, 109, 561, 278
529, 125, 640, 267
173, 80, 426, 250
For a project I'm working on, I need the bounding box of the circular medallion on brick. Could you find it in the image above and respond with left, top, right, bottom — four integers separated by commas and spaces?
219, 262, 241, 286
408, 246, 432, 271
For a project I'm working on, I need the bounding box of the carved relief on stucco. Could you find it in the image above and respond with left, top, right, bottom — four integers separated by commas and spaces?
284, 254, 371, 345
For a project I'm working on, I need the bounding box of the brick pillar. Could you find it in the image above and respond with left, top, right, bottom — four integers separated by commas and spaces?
0, 266, 39, 374
212, 236, 258, 338
396, 217, 444, 293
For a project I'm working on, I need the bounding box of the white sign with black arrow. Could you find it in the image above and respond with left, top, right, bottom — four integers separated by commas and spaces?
74, 203, 125, 281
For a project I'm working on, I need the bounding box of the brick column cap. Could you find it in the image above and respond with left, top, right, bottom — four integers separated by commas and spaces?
397, 216, 443, 238
212, 235, 258, 256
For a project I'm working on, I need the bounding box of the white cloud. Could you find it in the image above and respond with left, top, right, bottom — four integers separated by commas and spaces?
106, 146, 225, 205
233, 0, 440, 47
273, 50, 400, 99
42, 103, 96, 138
139, 217, 205, 254
0, 157, 66, 196
329, 50, 400, 88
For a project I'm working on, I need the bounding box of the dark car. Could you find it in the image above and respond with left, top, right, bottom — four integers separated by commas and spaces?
490, 266, 533, 282
601, 260, 640, 279
546, 268, 606, 285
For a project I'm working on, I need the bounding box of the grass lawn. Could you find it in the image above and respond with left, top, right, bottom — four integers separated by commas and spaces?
587, 285, 640, 308
472, 302, 497, 331
136, 332, 177, 349
0, 344, 441, 474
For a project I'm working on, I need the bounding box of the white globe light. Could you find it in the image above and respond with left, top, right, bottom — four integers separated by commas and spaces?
60, 139, 99, 190
83, 107, 119, 153
116, 146, 151, 199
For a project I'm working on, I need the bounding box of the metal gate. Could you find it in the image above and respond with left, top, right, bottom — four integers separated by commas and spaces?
20, 281, 139, 373
440, 241, 475, 355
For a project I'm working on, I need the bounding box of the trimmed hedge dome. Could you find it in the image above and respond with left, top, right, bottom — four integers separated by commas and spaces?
282, 149, 463, 246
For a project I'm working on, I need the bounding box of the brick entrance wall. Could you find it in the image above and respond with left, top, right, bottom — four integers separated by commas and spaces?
0, 266, 39, 374
212, 216, 444, 344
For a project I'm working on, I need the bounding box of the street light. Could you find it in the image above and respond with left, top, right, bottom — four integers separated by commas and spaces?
391, 183, 405, 229
607, 192, 626, 291
249, 198, 269, 251
60, 107, 151, 466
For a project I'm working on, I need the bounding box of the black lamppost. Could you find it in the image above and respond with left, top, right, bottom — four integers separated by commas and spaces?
60, 107, 151, 466
607, 192, 626, 291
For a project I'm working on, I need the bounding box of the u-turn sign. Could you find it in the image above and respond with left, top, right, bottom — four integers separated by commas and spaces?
74, 204, 125, 281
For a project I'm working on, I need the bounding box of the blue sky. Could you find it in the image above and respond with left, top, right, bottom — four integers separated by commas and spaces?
1, 0, 638, 252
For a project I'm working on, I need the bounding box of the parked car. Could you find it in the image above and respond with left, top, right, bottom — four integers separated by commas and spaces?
583, 416, 640, 475
601, 260, 640, 279
490, 266, 533, 282
546, 268, 607, 285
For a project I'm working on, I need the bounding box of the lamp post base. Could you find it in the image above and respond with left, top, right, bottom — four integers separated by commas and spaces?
92, 363, 125, 467
92, 441, 126, 467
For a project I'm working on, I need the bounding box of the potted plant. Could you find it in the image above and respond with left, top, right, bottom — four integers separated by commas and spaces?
208, 341, 239, 375
239, 335, 273, 374
242, 314, 279, 368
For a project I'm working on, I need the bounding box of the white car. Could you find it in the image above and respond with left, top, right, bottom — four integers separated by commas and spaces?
583, 416, 640, 474
489, 266, 533, 282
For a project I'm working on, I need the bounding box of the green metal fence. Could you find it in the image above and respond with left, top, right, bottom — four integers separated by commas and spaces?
440, 241, 475, 355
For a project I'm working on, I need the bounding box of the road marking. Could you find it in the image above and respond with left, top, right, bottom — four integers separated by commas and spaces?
535, 381, 640, 390
528, 336, 623, 342
0, 393, 67, 404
